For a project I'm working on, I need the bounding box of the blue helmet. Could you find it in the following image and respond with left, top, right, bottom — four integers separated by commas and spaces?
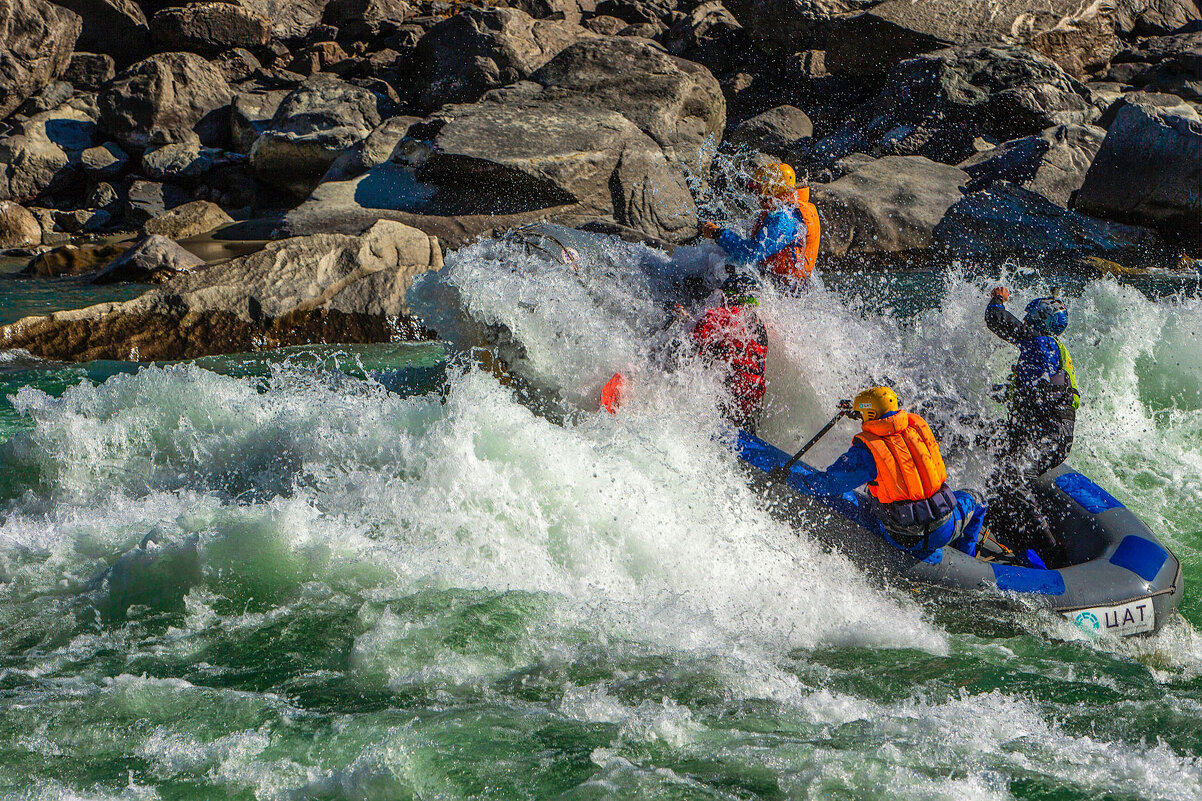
1024, 297, 1068, 336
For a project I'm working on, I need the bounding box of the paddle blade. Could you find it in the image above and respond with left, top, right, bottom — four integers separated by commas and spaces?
599, 373, 625, 414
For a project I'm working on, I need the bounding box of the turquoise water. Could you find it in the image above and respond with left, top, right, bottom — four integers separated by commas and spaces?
0, 233, 1199, 799
1, 257, 145, 327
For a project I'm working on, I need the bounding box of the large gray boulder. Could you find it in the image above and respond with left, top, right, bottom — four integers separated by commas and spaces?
411, 7, 593, 112
1075, 101, 1202, 246
0, 201, 41, 248
812, 155, 969, 256
418, 90, 698, 239
958, 124, 1106, 208
934, 182, 1164, 258
98, 53, 234, 151
284, 35, 722, 244
0, 0, 81, 120
0, 100, 98, 202
249, 75, 389, 196
51, 0, 150, 67
150, 3, 272, 55
805, 45, 1099, 168
724, 0, 1119, 78
0, 220, 443, 363
531, 36, 726, 171
92, 234, 205, 284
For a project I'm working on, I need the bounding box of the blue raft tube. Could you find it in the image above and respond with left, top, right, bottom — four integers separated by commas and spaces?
736, 432, 1183, 637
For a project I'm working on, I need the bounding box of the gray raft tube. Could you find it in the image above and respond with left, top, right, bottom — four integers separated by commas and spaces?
737, 432, 1183, 637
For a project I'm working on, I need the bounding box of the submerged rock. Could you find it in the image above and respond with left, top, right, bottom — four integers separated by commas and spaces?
24, 242, 131, 277
0, 220, 443, 362
92, 234, 205, 284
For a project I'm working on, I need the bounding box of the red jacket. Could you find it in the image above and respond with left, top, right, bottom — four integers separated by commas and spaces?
691, 305, 768, 417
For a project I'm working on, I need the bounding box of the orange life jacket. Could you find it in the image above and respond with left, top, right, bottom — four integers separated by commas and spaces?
752, 187, 821, 282
853, 411, 948, 504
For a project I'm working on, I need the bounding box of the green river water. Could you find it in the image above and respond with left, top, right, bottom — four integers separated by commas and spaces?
0, 236, 1199, 800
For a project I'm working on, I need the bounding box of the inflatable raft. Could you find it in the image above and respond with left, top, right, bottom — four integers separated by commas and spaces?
737, 431, 1183, 637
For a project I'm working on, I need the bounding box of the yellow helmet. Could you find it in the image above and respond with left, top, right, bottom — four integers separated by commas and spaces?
751, 163, 797, 198
853, 386, 899, 421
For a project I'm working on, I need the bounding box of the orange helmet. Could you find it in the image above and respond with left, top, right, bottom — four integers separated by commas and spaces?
751, 163, 797, 198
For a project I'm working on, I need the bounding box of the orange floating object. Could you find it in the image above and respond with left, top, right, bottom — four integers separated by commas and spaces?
599, 373, 625, 414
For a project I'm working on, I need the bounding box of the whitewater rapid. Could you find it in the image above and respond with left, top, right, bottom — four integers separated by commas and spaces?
0, 227, 1200, 798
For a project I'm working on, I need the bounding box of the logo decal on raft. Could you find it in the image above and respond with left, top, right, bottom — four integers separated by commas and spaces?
1067, 599, 1155, 637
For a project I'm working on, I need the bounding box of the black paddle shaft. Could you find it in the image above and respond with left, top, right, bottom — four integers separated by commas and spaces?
770, 403, 853, 480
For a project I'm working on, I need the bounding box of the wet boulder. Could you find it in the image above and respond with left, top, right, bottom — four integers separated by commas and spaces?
0, 0, 81, 120
0, 220, 443, 362
249, 75, 389, 196
805, 45, 1098, 168
0, 101, 98, 202
812, 155, 969, 256
92, 235, 205, 284
411, 7, 593, 112
0, 201, 41, 249
52, 0, 150, 67
724, 0, 1119, 78
150, 3, 272, 55
1075, 100, 1202, 246
934, 182, 1164, 259
98, 53, 234, 151
958, 124, 1106, 208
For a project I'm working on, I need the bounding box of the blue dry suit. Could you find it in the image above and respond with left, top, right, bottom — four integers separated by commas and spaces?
797, 433, 987, 560
716, 207, 803, 267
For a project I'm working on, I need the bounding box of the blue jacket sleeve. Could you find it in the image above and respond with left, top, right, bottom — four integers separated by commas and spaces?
716, 209, 800, 266
797, 441, 877, 497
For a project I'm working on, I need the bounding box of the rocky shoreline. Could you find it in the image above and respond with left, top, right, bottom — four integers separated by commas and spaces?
0, 0, 1199, 362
